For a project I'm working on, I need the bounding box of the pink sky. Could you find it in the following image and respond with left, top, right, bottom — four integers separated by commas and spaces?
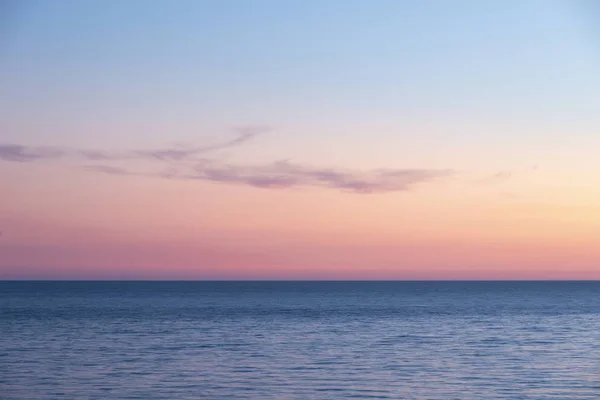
2, 160, 600, 279
2, 2, 600, 279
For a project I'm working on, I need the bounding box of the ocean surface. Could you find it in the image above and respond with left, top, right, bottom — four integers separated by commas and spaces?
1, 281, 600, 399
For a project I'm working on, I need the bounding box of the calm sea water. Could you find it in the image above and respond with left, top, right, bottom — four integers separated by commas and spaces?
1, 281, 600, 399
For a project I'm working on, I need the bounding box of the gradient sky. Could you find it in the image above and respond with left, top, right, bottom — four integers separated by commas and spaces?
2, 0, 600, 279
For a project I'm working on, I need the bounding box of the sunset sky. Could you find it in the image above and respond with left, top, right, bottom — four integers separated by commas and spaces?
2, 0, 600, 279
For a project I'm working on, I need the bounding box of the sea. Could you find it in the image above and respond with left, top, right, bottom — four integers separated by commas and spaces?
1, 281, 599, 399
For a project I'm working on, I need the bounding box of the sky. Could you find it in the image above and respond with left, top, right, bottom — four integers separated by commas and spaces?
1, 0, 600, 279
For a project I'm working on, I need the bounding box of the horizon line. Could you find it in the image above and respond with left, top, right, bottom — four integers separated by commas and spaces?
2, 279, 599, 282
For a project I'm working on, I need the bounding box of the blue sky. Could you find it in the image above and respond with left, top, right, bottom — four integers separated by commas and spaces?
2, 1, 599, 154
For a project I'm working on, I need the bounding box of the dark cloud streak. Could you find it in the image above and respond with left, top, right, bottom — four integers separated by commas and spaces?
187, 160, 453, 193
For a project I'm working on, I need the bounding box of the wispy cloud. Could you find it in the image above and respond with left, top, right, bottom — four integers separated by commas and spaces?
1, 126, 271, 163
188, 160, 452, 193
77, 150, 125, 161
135, 126, 270, 162
85, 159, 452, 194
484, 170, 513, 183
1, 126, 454, 194
0, 144, 64, 162
478, 165, 538, 184
81, 165, 138, 175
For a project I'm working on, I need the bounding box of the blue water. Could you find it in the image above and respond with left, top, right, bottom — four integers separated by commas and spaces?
1, 281, 600, 399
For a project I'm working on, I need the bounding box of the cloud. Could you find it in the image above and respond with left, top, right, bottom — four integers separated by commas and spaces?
81, 165, 136, 175
228, 125, 269, 147
479, 165, 538, 184
136, 146, 204, 162
0, 126, 270, 163
0, 144, 64, 162
77, 150, 125, 161
485, 170, 513, 183
79, 160, 452, 194
186, 160, 453, 193
134, 125, 270, 161
1, 126, 454, 194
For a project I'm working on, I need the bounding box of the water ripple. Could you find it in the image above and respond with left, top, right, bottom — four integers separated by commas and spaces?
1, 281, 600, 399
